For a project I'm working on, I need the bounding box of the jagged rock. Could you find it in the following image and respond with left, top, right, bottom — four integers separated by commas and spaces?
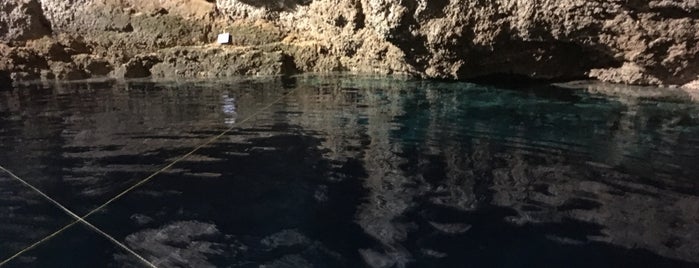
2, 0, 698, 86
55, 34, 91, 54
1, 46, 48, 80
114, 54, 162, 78
217, 0, 699, 86
0, 0, 52, 42
25, 37, 71, 62
49, 61, 87, 80
72, 54, 112, 76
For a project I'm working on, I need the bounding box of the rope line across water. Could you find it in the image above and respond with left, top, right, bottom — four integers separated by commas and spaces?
0, 88, 295, 267
0, 166, 157, 268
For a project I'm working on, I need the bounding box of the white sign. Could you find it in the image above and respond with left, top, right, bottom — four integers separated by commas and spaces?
217, 33, 231, 44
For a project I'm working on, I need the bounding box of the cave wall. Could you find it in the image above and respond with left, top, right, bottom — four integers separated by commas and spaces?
2, 0, 699, 88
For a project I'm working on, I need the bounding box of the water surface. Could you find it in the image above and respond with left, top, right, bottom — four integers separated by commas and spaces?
1, 76, 698, 267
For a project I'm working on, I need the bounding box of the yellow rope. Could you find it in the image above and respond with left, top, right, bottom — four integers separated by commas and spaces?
0, 88, 295, 267
0, 166, 157, 268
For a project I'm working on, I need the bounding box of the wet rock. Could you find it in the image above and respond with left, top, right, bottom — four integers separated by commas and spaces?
428, 221, 472, 235
420, 248, 448, 258
38, 69, 54, 81
261, 254, 312, 268
276, 41, 342, 73
6, 46, 47, 68
73, 54, 112, 76
49, 61, 87, 80
129, 214, 154, 226
0, 0, 52, 42
359, 249, 396, 268
590, 62, 664, 86
123, 221, 230, 268
114, 54, 161, 78
1, 46, 47, 81
681, 80, 699, 100
261, 229, 310, 249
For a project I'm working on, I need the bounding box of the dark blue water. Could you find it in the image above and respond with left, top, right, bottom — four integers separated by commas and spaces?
1, 76, 698, 267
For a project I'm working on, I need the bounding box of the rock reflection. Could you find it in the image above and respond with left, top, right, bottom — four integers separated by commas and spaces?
1, 76, 698, 267
282, 77, 699, 266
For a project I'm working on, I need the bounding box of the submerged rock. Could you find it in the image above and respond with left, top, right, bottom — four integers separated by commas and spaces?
261, 229, 311, 249
123, 221, 229, 268
428, 221, 472, 235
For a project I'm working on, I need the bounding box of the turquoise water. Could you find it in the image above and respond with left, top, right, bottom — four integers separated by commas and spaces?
0, 76, 698, 267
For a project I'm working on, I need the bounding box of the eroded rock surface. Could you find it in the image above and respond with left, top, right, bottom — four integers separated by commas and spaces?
0, 0, 51, 42
1, 0, 698, 87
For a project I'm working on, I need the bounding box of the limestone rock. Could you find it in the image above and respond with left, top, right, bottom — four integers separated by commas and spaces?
2, 0, 699, 86
217, 0, 699, 85
590, 63, 664, 86
25, 37, 71, 62
114, 54, 162, 78
215, 21, 285, 46
684, 79, 699, 90
148, 46, 296, 78
72, 54, 112, 76
0, 0, 52, 42
48, 61, 86, 80
2, 46, 48, 80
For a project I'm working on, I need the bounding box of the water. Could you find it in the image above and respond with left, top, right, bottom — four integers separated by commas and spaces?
0, 76, 698, 267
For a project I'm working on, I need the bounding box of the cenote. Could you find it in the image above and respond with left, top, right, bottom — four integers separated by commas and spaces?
0, 76, 698, 267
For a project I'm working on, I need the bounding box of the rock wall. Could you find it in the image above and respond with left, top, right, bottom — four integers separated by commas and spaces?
0, 0, 52, 42
1, 0, 699, 88
216, 0, 699, 87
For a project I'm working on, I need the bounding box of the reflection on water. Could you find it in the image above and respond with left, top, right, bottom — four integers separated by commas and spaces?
0, 76, 698, 267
